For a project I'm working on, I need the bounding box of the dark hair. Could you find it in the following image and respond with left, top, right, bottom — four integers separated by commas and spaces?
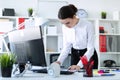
58, 4, 78, 19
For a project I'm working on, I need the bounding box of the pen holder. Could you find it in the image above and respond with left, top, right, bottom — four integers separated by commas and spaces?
83, 65, 93, 77
80, 55, 94, 77
47, 62, 60, 77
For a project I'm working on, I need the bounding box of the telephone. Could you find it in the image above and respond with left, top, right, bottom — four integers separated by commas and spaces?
103, 60, 116, 67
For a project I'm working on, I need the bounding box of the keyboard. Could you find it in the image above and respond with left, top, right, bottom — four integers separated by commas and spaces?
32, 68, 74, 75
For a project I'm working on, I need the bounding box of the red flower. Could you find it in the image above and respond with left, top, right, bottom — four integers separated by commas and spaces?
80, 55, 88, 65
80, 55, 94, 67
80, 55, 94, 77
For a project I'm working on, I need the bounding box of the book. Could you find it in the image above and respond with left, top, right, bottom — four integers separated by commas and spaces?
99, 35, 107, 52
18, 18, 25, 30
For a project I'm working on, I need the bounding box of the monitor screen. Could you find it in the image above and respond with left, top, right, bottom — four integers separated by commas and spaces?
8, 26, 47, 67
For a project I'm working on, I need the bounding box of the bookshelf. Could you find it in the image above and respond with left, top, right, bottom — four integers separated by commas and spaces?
94, 19, 120, 69
0, 16, 32, 52
0, 17, 15, 52
43, 19, 63, 66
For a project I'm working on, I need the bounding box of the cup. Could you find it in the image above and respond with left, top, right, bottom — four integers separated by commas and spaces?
83, 64, 93, 77
83, 68, 93, 77
47, 62, 60, 77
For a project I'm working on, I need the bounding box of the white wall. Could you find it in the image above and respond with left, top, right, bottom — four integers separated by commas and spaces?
68, 0, 120, 19
0, 0, 37, 17
0, 0, 120, 19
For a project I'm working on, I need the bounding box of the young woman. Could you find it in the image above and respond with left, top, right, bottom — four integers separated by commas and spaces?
56, 4, 98, 71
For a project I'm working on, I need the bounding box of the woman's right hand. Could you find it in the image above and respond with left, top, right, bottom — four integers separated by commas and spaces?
68, 65, 80, 71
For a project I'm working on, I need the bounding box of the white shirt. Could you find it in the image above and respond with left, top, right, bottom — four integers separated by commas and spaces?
57, 19, 95, 68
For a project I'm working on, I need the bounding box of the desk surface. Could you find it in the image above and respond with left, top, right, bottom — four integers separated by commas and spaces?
0, 70, 120, 80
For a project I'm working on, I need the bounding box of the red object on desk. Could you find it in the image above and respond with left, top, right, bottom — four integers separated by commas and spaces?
80, 55, 94, 77
81, 56, 88, 65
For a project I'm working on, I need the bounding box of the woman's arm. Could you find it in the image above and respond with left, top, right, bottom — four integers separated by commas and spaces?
57, 25, 72, 65
77, 21, 95, 68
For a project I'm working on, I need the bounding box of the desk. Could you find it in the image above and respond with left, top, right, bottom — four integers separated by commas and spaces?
0, 70, 120, 80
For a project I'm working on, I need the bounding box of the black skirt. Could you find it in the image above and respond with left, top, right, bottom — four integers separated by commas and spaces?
71, 48, 98, 69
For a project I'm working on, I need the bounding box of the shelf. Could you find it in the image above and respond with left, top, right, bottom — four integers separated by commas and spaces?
100, 52, 120, 54
43, 18, 63, 62
46, 34, 62, 36
95, 18, 120, 69
100, 67, 120, 69
100, 33, 120, 36
46, 52, 60, 54
0, 16, 33, 19
98, 19, 119, 22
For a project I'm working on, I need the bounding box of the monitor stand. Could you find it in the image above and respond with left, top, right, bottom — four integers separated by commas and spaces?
12, 61, 32, 77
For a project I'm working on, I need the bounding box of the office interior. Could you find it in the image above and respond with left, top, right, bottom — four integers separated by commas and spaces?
0, 0, 120, 79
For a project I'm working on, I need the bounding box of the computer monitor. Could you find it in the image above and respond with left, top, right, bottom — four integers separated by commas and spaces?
8, 26, 47, 67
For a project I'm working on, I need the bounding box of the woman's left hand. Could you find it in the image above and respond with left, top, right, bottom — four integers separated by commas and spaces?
68, 65, 80, 71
